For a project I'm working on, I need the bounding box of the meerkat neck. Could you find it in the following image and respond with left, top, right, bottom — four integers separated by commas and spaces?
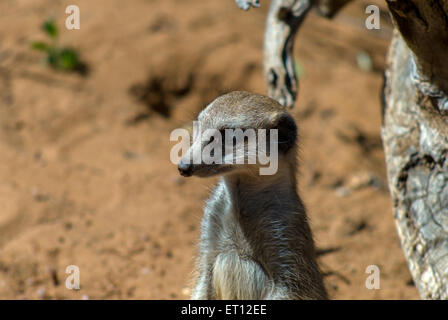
227, 151, 297, 186
224, 166, 296, 193
222, 154, 300, 218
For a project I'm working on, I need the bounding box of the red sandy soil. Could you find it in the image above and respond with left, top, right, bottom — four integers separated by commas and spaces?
0, 0, 419, 299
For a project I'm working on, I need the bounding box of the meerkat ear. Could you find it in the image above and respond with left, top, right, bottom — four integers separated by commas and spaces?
274, 113, 297, 153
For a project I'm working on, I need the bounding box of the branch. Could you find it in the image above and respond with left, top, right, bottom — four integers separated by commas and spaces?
264, 0, 313, 107
234, 0, 352, 107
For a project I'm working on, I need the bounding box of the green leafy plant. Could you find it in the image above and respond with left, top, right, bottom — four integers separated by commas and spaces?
31, 19, 87, 75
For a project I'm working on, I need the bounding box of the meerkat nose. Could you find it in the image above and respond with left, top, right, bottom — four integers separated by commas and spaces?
178, 160, 193, 177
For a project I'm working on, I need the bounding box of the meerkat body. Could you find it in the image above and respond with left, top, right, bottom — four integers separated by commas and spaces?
178, 91, 327, 300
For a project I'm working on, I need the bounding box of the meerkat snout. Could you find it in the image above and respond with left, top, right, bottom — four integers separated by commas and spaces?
178, 159, 193, 177
177, 91, 298, 178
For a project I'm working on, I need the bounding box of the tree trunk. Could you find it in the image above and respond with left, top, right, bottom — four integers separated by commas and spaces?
382, 0, 448, 299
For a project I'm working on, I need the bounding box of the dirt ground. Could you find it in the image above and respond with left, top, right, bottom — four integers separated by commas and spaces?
0, 0, 419, 299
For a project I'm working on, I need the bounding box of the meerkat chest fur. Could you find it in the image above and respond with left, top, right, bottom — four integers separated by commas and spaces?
197, 167, 327, 300
203, 170, 305, 299
204, 180, 276, 300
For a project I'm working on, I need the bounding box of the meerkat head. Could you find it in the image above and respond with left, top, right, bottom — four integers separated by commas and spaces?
178, 91, 297, 178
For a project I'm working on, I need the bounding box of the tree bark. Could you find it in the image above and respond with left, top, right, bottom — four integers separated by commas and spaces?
382, 0, 448, 299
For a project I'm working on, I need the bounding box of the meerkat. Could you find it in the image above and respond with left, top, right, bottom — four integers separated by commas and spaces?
178, 91, 327, 300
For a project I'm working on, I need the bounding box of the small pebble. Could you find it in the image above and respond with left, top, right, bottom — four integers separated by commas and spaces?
36, 286, 46, 299
182, 287, 191, 297
356, 51, 373, 72
141, 267, 150, 275
335, 186, 350, 197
